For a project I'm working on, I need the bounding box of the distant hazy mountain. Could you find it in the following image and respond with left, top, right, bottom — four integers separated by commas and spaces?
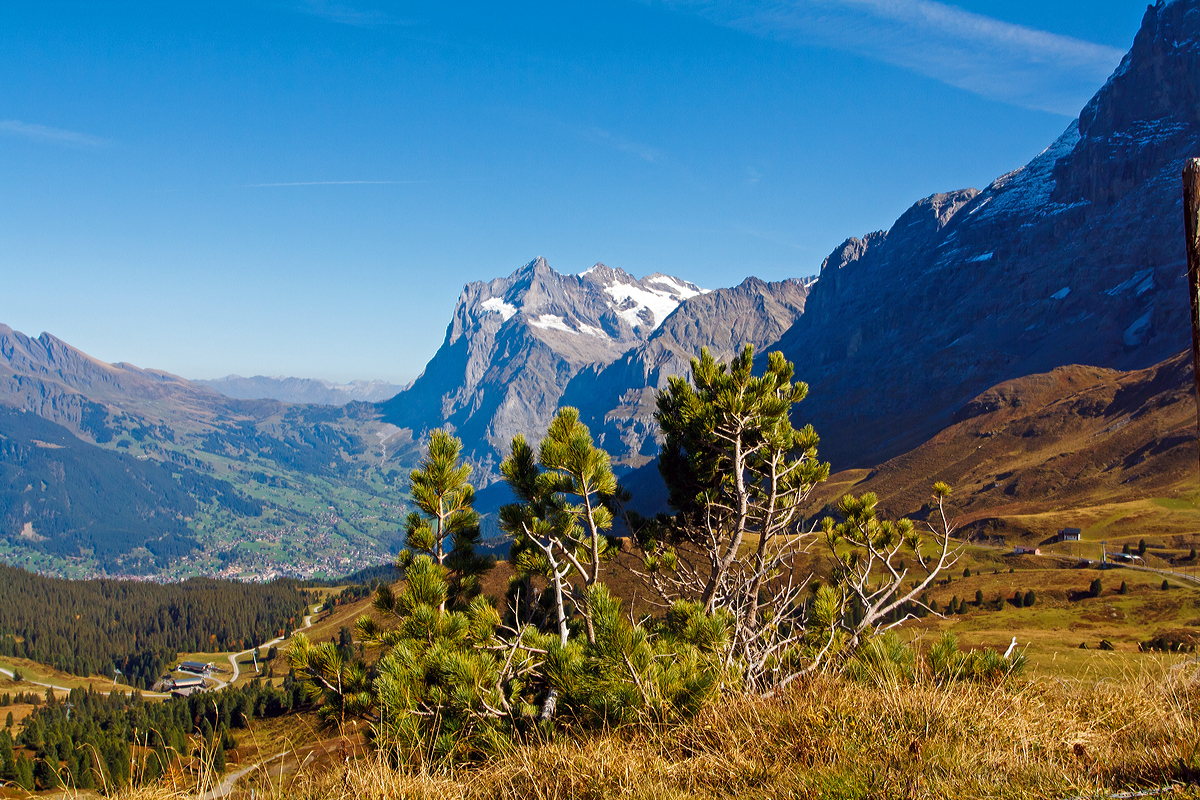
196, 375, 406, 405
772, 0, 1200, 470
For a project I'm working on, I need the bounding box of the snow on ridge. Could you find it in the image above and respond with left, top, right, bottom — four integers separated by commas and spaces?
603, 279, 703, 331
528, 314, 574, 333
979, 120, 1081, 221
576, 323, 609, 339
481, 297, 518, 322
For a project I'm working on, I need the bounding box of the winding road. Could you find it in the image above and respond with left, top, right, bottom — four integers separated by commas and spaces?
211, 604, 320, 690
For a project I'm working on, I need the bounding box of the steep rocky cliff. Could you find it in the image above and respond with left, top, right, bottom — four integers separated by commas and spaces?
774, 0, 1200, 469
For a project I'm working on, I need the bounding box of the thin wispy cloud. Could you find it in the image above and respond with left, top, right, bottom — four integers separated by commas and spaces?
247, 180, 424, 187
654, 0, 1126, 115
293, 0, 406, 27
0, 120, 108, 147
581, 126, 665, 163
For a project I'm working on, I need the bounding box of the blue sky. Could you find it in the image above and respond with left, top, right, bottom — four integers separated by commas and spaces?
0, 0, 1148, 384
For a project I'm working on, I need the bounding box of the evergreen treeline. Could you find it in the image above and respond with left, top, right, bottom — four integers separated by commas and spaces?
0, 564, 311, 687
0, 680, 306, 791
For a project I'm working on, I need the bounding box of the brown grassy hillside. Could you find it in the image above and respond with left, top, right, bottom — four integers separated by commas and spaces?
811, 351, 1200, 553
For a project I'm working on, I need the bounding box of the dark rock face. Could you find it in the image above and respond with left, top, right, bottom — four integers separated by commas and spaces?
773, 0, 1200, 470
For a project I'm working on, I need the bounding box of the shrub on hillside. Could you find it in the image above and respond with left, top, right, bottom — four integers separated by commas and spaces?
1089, 578, 1103, 597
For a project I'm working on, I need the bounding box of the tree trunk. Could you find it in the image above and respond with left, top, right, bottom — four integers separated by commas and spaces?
1184, 158, 1200, 477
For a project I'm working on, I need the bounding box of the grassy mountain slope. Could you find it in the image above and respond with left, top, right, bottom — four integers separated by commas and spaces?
811, 350, 1200, 555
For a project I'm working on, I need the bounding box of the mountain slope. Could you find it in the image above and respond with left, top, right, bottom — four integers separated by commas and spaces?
775, 0, 1200, 470
562, 276, 814, 466
0, 324, 418, 578
810, 350, 1200, 549
196, 375, 406, 405
378, 257, 707, 480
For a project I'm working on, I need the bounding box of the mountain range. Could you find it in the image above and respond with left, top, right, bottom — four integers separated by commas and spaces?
0, 323, 418, 577
4, 0, 1200, 576
196, 375, 407, 406
378, 259, 812, 482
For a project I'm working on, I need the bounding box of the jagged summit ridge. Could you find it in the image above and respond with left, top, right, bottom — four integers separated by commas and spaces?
461, 257, 705, 345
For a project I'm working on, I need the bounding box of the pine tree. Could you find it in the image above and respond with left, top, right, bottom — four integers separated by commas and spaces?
400, 429, 494, 611
1089, 578, 1102, 597
1119, 581, 1128, 594
963, 567, 971, 578
500, 408, 618, 646
1161, 579, 1170, 591
1024, 589, 1036, 607
0, 730, 15, 781
1013, 591, 1024, 608
1137, 538, 1147, 556
655, 346, 828, 617
975, 589, 983, 606
15, 751, 34, 790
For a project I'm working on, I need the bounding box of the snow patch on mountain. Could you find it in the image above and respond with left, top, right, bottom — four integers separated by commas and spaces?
529, 314, 574, 333
601, 278, 704, 331
980, 120, 1081, 221
481, 297, 518, 321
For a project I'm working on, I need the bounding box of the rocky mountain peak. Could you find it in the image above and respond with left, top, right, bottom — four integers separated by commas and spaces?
770, 0, 1200, 470
1051, 0, 1200, 207
379, 257, 710, 481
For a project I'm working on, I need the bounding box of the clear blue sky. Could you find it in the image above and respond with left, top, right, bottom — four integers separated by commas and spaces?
0, 0, 1149, 384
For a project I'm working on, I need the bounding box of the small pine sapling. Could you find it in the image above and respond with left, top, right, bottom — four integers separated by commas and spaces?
400, 429, 495, 611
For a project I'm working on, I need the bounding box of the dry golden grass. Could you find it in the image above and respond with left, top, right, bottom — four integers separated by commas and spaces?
112, 661, 1200, 800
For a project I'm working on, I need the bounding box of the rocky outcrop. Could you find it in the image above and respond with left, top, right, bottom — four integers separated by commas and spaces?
377, 257, 709, 481
561, 277, 813, 466
773, 0, 1200, 470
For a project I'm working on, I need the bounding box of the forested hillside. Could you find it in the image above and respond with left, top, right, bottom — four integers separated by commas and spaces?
1, 681, 305, 791
0, 408, 262, 569
0, 565, 311, 687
